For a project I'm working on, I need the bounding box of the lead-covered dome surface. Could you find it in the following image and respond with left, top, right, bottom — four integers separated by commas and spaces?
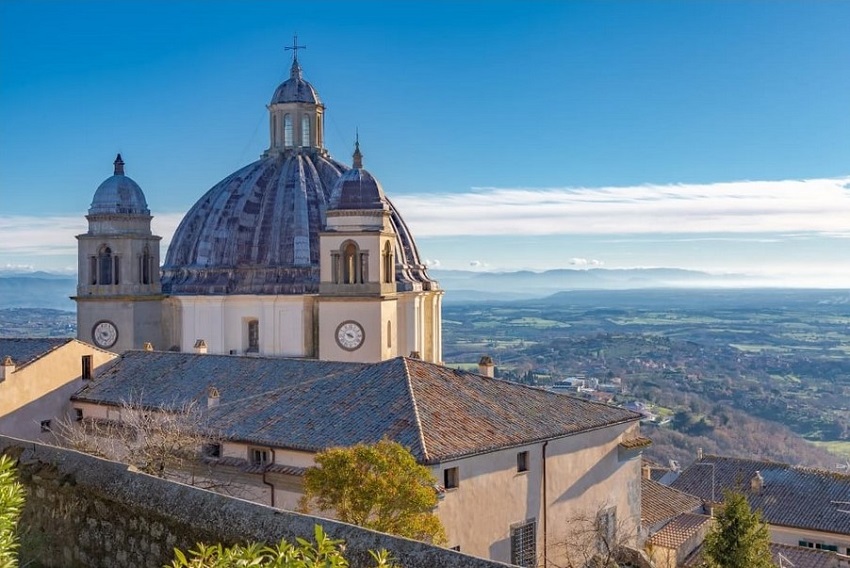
271, 60, 321, 105
89, 154, 150, 216
161, 149, 436, 295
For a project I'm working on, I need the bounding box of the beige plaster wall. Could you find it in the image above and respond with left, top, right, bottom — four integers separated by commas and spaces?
434, 421, 641, 566
0, 341, 116, 441
770, 524, 850, 555
172, 295, 314, 357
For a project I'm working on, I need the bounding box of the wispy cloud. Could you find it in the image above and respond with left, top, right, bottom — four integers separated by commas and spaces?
393, 177, 850, 237
0, 214, 184, 257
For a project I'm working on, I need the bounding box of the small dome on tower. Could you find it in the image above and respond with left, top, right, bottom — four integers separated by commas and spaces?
329, 138, 388, 211
89, 154, 150, 216
270, 59, 322, 105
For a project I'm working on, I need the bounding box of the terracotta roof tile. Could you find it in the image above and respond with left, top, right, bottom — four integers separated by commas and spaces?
641, 478, 702, 528
73, 351, 641, 463
671, 455, 850, 536
648, 513, 711, 549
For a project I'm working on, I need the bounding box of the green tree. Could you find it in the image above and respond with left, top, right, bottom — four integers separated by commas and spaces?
299, 440, 446, 545
0, 454, 25, 567
703, 491, 775, 568
168, 524, 396, 568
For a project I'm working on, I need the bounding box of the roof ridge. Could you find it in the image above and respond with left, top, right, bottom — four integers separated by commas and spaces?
2, 337, 73, 370
401, 357, 430, 463
701, 455, 850, 480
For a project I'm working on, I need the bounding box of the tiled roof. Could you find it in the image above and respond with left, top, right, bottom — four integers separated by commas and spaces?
648, 513, 711, 549
641, 478, 702, 528
73, 351, 641, 463
0, 338, 73, 369
683, 543, 841, 568
671, 455, 850, 536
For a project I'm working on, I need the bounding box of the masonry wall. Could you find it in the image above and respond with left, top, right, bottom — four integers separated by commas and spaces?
0, 436, 509, 568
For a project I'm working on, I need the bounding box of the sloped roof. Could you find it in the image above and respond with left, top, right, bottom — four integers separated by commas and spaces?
648, 513, 711, 549
641, 478, 702, 528
683, 543, 841, 568
671, 455, 850, 536
0, 338, 73, 369
73, 351, 641, 463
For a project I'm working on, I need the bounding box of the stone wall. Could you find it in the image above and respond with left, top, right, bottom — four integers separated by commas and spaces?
0, 436, 510, 568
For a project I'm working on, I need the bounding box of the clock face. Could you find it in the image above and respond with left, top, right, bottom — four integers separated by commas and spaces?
335, 321, 364, 351
92, 320, 118, 349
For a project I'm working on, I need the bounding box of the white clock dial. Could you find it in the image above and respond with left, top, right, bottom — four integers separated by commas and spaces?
92, 320, 118, 348
336, 321, 364, 351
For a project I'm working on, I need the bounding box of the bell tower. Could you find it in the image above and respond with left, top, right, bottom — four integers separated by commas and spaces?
74, 155, 164, 352
318, 140, 399, 362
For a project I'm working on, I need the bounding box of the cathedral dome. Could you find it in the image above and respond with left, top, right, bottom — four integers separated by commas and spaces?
89, 154, 150, 216
161, 57, 437, 296
270, 59, 322, 105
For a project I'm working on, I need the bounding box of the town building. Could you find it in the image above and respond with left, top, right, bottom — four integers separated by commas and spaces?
671, 455, 850, 557
74, 50, 441, 363
0, 338, 116, 441
71, 349, 647, 567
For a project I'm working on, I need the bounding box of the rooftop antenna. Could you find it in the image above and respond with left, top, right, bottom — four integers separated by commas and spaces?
777, 552, 794, 568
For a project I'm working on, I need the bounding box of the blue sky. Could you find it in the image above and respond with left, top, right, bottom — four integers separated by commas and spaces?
1, 1, 849, 285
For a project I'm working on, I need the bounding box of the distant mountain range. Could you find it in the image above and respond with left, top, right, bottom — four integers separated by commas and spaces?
0, 267, 770, 310
430, 268, 770, 302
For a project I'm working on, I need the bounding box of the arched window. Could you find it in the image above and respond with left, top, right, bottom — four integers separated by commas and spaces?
301, 115, 311, 146
283, 114, 293, 147
140, 246, 152, 285
98, 246, 113, 285
247, 319, 259, 353
382, 242, 394, 284
343, 242, 358, 284
89, 256, 97, 285
113, 255, 120, 284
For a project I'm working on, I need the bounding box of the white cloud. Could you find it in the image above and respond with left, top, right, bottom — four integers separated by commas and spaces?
469, 260, 489, 268
0, 213, 184, 258
423, 258, 441, 267
394, 177, 850, 237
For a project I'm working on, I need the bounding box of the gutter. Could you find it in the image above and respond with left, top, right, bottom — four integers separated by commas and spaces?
262, 447, 277, 508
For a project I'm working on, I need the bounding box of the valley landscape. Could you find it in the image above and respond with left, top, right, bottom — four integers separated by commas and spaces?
3, 269, 848, 471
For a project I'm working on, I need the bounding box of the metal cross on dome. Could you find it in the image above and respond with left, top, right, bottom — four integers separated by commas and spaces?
285, 34, 306, 62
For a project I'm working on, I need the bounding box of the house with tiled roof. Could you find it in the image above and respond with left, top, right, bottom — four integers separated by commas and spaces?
71, 349, 646, 567
647, 512, 713, 568
682, 541, 848, 568
671, 455, 850, 558
0, 338, 116, 441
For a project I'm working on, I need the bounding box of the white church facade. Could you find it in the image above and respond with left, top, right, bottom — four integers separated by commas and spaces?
74, 53, 442, 364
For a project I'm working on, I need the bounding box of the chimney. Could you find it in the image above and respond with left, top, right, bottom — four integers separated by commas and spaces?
408, 351, 421, 359
642, 463, 652, 480
207, 387, 220, 408
697, 447, 704, 460
143, 342, 154, 352
751, 471, 764, 493
193, 339, 208, 354
0, 356, 14, 381
478, 355, 495, 378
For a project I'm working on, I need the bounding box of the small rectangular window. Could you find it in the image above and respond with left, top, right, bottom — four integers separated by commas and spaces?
510, 519, 537, 567
251, 448, 270, 466
40, 419, 52, 432
444, 466, 459, 489
81, 355, 93, 380
517, 451, 529, 472
204, 443, 222, 458
74, 408, 84, 422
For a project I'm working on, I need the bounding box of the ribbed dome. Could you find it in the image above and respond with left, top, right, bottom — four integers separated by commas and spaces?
271, 60, 322, 105
161, 150, 437, 295
89, 154, 150, 216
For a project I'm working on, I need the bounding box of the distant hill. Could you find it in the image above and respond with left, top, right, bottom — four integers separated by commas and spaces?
431, 267, 766, 301
0, 267, 773, 309
0, 274, 76, 310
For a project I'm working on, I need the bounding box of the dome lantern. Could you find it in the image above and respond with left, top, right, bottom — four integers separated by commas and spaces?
266, 36, 324, 155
